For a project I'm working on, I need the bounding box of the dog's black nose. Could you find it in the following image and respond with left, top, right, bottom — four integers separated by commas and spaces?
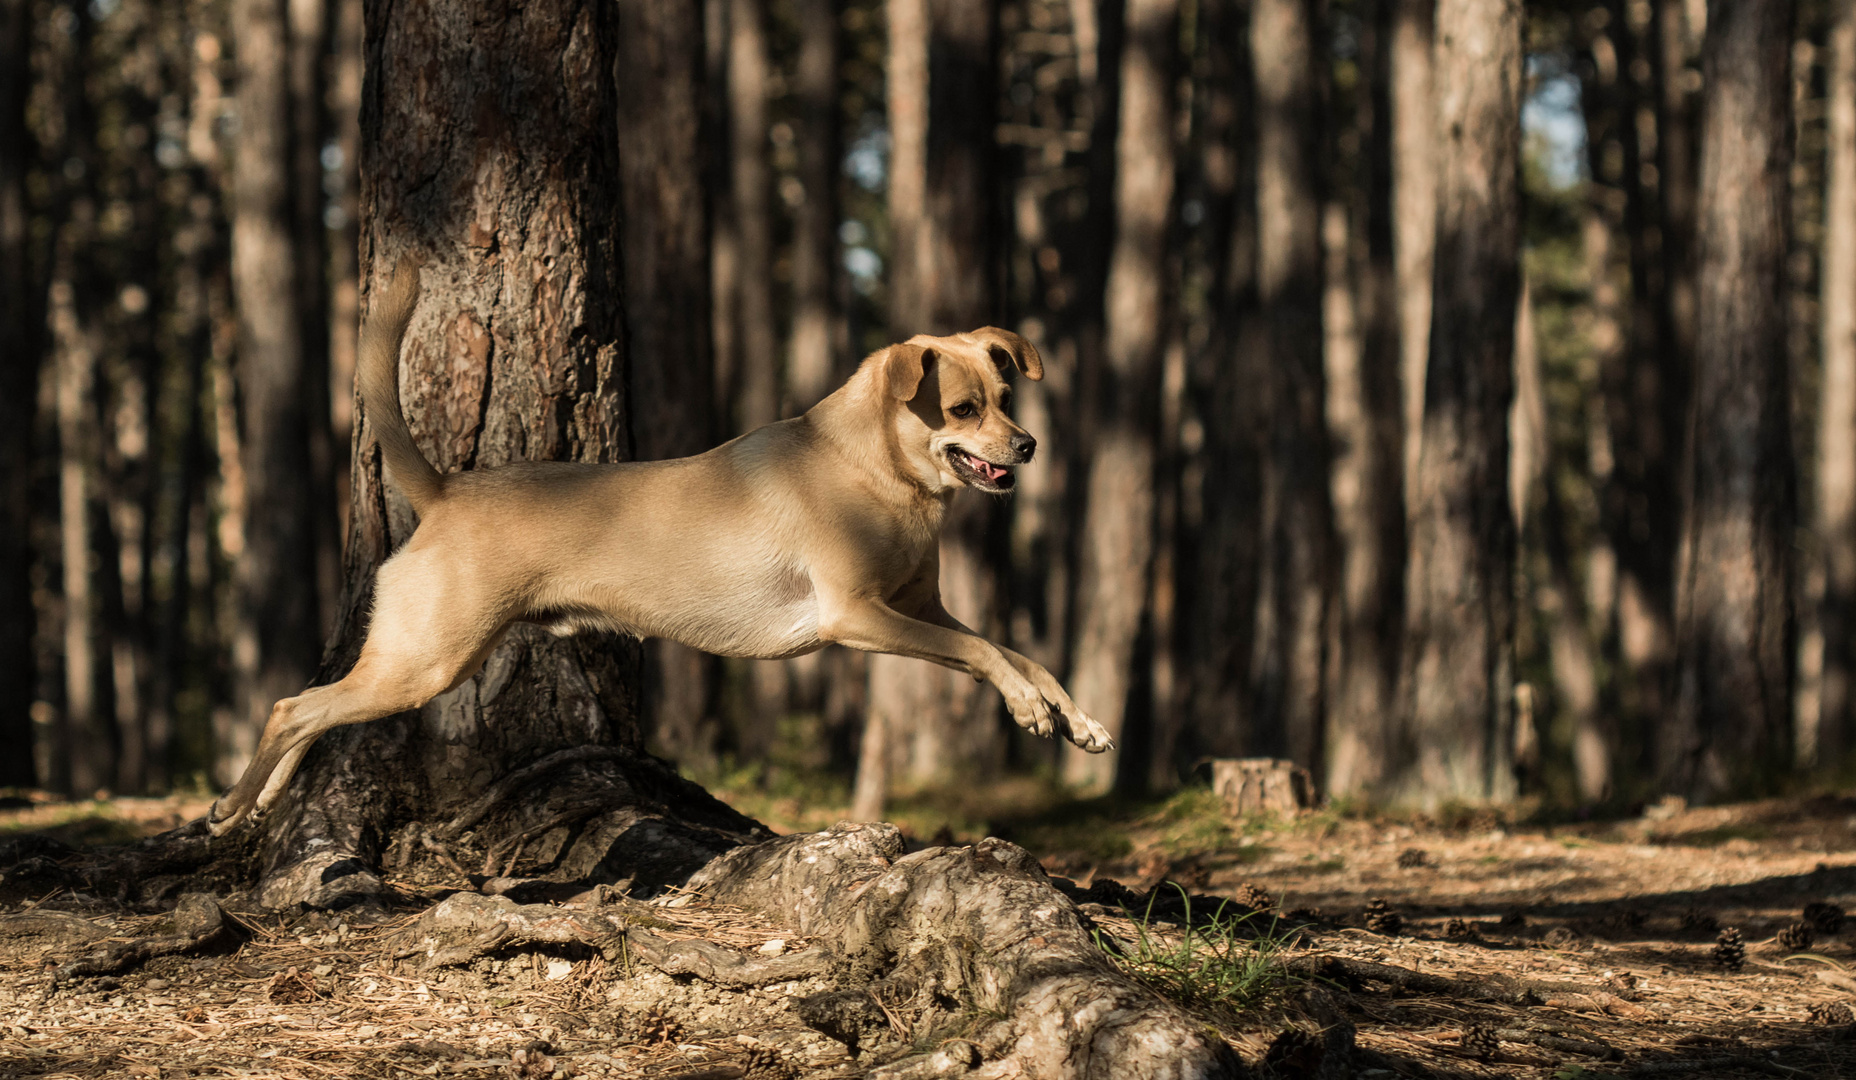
1011, 433, 1037, 461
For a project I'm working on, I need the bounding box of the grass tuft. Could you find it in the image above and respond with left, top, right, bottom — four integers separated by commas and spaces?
1095, 884, 1302, 1019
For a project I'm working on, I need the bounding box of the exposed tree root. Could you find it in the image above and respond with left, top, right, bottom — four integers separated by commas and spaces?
51, 894, 234, 983
688, 823, 1248, 1079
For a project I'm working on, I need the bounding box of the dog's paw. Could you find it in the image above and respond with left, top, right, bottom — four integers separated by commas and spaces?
1003, 687, 1056, 738
205, 798, 245, 838
1061, 710, 1116, 754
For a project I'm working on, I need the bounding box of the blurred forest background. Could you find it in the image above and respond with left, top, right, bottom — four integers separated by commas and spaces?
0, 0, 1845, 818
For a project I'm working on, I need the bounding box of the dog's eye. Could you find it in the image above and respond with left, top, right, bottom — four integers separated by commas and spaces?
950, 403, 977, 419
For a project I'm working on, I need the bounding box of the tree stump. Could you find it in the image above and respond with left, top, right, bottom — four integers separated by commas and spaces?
1210, 758, 1317, 815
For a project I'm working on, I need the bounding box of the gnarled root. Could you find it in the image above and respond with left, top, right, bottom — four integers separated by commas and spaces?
688, 822, 1248, 1080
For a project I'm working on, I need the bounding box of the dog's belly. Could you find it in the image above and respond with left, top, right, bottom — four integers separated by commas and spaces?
527, 556, 823, 660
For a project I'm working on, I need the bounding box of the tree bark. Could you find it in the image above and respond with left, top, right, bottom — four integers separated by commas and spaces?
860, 0, 1004, 813
1247, 0, 1331, 772
228, 0, 324, 789
1394, 0, 1521, 805
786, 0, 842, 414
1665, 0, 1795, 800
1325, 0, 1406, 800
1067, 0, 1176, 792
1815, 0, 1856, 773
238, 0, 765, 909
615, 0, 725, 772
1392, 0, 1434, 523
727, 0, 778, 433
1181, 0, 1264, 765
0, 0, 41, 788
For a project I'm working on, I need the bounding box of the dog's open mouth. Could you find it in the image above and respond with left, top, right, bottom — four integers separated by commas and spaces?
947, 447, 1016, 491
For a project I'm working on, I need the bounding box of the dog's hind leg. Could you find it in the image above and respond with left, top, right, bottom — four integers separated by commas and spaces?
208, 546, 515, 835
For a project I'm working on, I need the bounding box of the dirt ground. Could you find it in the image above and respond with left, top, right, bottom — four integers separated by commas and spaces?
3, 787, 1856, 1079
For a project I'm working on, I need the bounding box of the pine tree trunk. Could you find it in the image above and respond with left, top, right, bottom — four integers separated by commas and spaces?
228, 0, 325, 789
727, 0, 777, 433
1815, 0, 1856, 772
1181, 0, 1264, 764
616, 0, 725, 773
1325, 0, 1406, 799
1395, 0, 1521, 805
860, 0, 1004, 812
0, 0, 41, 788
1248, 0, 1331, 772
244, 0, 760, 909
1666, 0, 1795, 800
1392, 0, 1434, 519
1067, 0, 1175, 792
787, 0, 842, 414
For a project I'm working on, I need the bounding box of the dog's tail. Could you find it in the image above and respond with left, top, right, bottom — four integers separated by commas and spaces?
357, 255, 444, 513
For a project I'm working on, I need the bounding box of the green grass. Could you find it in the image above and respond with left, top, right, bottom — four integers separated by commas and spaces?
1096, 885, 1303, 1020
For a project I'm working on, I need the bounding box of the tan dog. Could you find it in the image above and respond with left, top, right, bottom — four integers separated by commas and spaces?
208, 258, 1113, 834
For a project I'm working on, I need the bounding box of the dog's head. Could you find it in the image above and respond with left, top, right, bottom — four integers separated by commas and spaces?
880, 327, 1044, 494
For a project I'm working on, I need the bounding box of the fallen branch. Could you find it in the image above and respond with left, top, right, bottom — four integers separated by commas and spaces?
1288, 955, 1544, 1005
53, 894, 233, 982
1492, 1025, 1621, 1061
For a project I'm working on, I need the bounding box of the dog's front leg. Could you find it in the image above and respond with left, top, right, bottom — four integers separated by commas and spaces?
911, 601, 1115, 754
818, 598, 1061, 739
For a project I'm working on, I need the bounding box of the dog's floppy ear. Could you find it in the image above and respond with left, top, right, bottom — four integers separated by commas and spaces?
884, 343, 935, 401
967, 327, 1044, 382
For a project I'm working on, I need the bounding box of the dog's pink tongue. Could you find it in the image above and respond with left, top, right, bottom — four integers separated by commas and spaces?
981, 460, 1007, 481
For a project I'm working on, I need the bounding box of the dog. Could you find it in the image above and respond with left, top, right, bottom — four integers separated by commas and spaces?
207, 256, 1114, 835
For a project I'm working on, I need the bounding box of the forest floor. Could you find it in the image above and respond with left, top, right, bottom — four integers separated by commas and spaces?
3, 784, 1856, 1079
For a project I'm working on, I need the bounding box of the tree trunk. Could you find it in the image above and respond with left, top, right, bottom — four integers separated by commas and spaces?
326, 0, 361, 541
1666, 0, 1795, 800
1815, 0, 1856, 773
228, 0, 324, 788
786, 0, 842, 414
241, 0, 761, 909
289, 0, 340, 636
0, 0, 41, 789
1392, 0, 1434, 522
1325, 0, 1406, 799
1066, 0, 1175, 793
727, 0, 778, 433
1394, 0, 1521, 806
1248, 0, 1331, 772
859, 0, 1003, 814
1181, 0, 1264, 765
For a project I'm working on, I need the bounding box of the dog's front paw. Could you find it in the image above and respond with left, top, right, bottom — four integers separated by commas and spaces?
1003, 683, 1056, 738
1060, 709, 1116, 754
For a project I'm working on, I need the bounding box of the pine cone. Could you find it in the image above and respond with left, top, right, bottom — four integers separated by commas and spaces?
1601, 971, 1640, 997
742, 1043, 798, 1080
1681, 907, 1718, 936
1711, 927, 1745, 971
1231, 882, 1275, 910
1263, 1028, 1322, 1074
1805, 902, 1846, 936
1809, 1001, 1856, 1026
504, 1043, 553, 1080
1443, 917, 1478, 940
1364, 898, 1404, 936
1397, 847, 1430, 869
1498, 909, 1528, 931
1777, 922, 1817, 952
1460, 1023, 1501, 1061
636, 1005, 683, 1044
1284, 906, 1322, 925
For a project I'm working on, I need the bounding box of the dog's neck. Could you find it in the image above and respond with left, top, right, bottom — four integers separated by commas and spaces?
804, 362, 958, 521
